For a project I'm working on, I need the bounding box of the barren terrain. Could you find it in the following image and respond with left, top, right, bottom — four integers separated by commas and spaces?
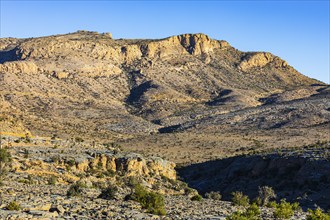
0, 31, 329, 219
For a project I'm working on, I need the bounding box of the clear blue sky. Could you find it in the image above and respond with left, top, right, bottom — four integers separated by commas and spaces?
1, 1, 329, 83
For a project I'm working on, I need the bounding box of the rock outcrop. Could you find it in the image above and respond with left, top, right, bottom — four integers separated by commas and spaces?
70, 152, 176, 180
0, 61, 40, 74
238, 52, 288, 71
11, 148, 176, 181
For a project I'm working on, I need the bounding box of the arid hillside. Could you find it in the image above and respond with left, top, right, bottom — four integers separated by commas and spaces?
0, 31, 329, 163
0, 31, 329, 219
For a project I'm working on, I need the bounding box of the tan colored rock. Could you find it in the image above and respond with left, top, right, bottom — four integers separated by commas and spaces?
76, 159, 89, 172
121, 45, 143, 63
103, 32, 113, 39
22, 203, 52, 212
239, 52, 273, 71
141, 33, 221, 59
106, 157, 117, 172
177, 33, 221, 55
148, 157, 176, 180
0, 61, 39, 74
53, 71, 69, 79
239, 52, 290, 71
71, 153, 177, 180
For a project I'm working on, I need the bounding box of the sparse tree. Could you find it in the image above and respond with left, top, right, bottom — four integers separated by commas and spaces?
258, 186, 276, 206
231, 191, 250, 207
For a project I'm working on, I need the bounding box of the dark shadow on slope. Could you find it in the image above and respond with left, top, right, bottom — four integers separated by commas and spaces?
258, 94, 279, 105
0, 48, 21, 64
158, 124, 181, 133
178, 150, 330, 210
206, 89, 234, 106
126, 80, 158, 107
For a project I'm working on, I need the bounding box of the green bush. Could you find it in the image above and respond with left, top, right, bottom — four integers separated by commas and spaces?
231, 191, 250, 207
191, 194, 203, 201
103, 170, 116, 177
0, 148, 12, 183
48, 176, 57, 185
273, 199, 299, 219
6, 201, 20, 211
75, 137, 84, 142
226, 204, 261, 220
143, 191, 166, 215
267, 201, 278, 208
184, 186, 195, 195
292, 202, 302, 212
98, 184, 118, 200
23, 149, 29, 158
26, 174, 35, 185
307, 208, 330, 220
67, 182, 84, 197
125, 176, 141, 188
252, 197, 262, 206
67, 159, 76, 167
226, 211, 250, 220
0, 148, 11, 162
245, 204, 261, 218
128, 184, 166, 215
205, 191, 222, 200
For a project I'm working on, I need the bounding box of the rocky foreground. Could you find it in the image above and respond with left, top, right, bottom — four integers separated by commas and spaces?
0, 136, 321, 220
0, 184, 308, 220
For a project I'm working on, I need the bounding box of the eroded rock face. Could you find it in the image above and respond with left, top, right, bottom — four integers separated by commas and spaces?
0, 32, 227, 76
177, 33, 223, 55
139, 33, 228, 59
77, 153, 176, 180
12, 149, 176, 181
238, 52, 288, 71
0, 61, 40, 74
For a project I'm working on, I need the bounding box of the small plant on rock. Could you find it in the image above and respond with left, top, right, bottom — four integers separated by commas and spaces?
98, 184, 118, 200
205, 191, 222, 200
184, 186, 195, 195
67, 182, 84, 197
226, 203, 261, 220
6, 201, 20, 211
307, 207, 330, 220
0, 147, 12, 181
23, 148, 29, 158
252, 197, 262, 206
191, 194, 203, 201
273, 199, 300, 219
48, 176, 57, 185
127, 184, 166, 215
231, 191, 250, 207
267, 201, 278, 208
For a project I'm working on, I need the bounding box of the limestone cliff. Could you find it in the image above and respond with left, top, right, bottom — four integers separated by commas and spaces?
11, 149, 176, 182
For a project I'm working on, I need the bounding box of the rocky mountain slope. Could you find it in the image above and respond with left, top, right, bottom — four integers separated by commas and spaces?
1, 31, 328, 163
0, 31, 329, 219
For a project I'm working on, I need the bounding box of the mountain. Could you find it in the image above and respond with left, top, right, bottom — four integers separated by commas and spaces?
1, 31, 330, 218
0, 30, 328, 164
